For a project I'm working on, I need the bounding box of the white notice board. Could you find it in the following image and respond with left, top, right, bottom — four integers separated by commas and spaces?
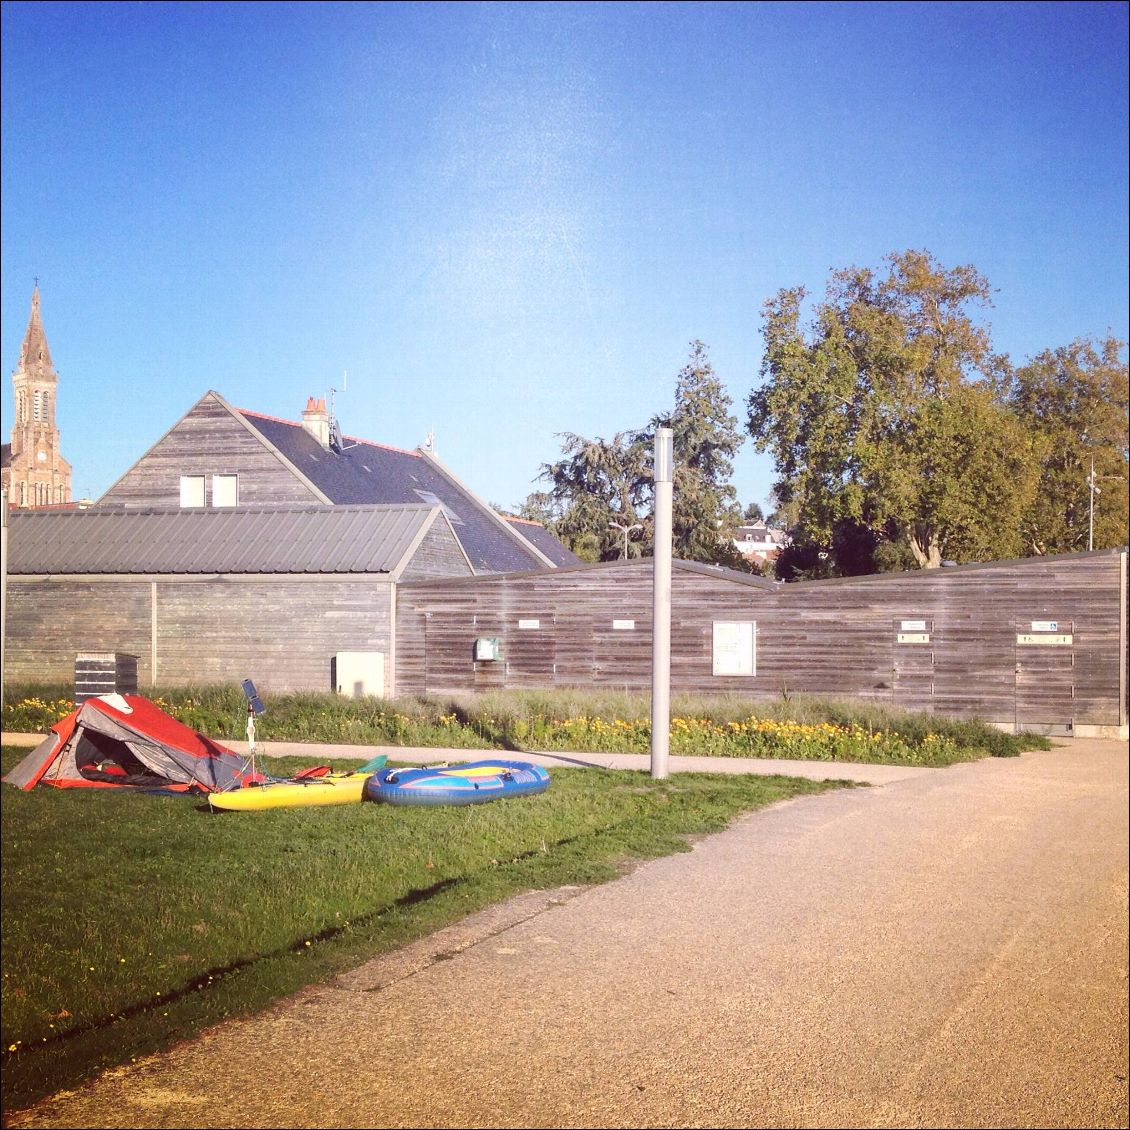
713, 621, 756, 676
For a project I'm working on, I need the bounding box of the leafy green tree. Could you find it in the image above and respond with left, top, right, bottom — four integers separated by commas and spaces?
641, 340, 750, 569
512, 491, 559, 527
748, 250, 1043, 570
538, 431, 649, 562
999, 337, 1128, 554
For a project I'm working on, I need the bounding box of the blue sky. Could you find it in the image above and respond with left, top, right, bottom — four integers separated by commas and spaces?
3, 1, 1127, 511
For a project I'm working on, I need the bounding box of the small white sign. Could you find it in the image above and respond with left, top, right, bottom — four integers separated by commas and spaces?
897, 633, 931, 644
713, 621, 756, 677
517, 619, 540, 630
1030, 621, 1059, 632
900, 620, 927, 632
612, 619, 636, 631
1017, 633, 1073, 646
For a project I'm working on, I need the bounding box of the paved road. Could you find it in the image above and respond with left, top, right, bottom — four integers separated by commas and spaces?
4, 739, 1127, 1129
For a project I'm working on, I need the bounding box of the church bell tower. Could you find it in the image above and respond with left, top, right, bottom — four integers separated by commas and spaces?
3, 285, 72, 508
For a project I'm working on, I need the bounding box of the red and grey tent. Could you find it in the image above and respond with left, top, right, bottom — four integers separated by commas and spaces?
3, 694, 258, 794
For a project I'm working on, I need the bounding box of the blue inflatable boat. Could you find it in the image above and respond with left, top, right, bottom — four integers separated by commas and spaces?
364, 759, 550, 807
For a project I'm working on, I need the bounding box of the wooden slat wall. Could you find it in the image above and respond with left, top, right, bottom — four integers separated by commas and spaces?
396, 552, 1127, 729
6, 580, 152, 682
153, 579, 391, 690
99, 396, 318, 508
5, 577, 393, 694
8, 551, 1124, 730
398, 521, 475, 581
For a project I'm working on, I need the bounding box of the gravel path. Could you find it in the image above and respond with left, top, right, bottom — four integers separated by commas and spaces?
4, 739, 1127, 1129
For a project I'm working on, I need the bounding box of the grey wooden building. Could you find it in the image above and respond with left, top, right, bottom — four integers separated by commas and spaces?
395, 550, 1128, 737
4, 505, 471, 693
4, 504, 1126, 736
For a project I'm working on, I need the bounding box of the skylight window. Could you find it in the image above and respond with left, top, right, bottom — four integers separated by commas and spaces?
413, 489, 463, 524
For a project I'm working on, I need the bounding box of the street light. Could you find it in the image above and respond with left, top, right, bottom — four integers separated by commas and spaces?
609, 520, 643, 559
1087, 456, 1099, 552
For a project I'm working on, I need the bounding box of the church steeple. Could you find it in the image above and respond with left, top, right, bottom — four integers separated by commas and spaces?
18, 285, 55, 377
3, 284, 71, 508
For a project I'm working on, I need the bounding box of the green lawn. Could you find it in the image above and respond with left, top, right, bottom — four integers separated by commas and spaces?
1, 745, 851, 1110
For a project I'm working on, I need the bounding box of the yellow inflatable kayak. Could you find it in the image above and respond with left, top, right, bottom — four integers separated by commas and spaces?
208, 771, 374, 811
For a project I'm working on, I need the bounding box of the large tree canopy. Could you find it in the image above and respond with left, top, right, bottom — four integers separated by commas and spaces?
748, 250, 1046, 569
999, 336, 1129, 554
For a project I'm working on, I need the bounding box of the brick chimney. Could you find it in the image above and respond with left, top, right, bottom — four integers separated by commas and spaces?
301, 397, 330, 446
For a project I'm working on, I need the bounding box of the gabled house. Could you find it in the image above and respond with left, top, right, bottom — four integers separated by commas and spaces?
733, 521, 788, 565
95, 390, 581, 574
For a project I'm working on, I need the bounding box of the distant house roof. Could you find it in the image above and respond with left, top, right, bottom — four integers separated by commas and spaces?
234, 405, 572, 574
8, 505, 452, 577
734, 522, 787, 542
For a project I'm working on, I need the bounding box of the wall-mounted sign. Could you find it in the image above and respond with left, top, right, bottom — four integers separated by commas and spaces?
517, 619, 540, 630
473, 637, 501, 661
1030, 621, 1059, 632
897, 633, 931, 644
612, 619, 636, 631
900, 620, 927, 632
1016, 633, 1073, 646
713, 621, 756, 677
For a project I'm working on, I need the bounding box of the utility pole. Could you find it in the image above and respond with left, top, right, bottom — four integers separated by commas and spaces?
651, 428, 673, 780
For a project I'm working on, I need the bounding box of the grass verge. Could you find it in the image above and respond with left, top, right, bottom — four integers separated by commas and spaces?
2, 684, 1050, 764
1, 745, 850, 1111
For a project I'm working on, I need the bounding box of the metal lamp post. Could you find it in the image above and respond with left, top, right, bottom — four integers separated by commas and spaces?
651, 428, 673, 780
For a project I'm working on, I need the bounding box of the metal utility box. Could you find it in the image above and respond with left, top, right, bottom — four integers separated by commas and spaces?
333, 651, 385, 698
75, 653, 139, 705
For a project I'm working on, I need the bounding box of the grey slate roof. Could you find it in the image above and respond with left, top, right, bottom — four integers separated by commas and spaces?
239, 410, 557, 575
8, 505, 445, 576
503, 517, 585, 567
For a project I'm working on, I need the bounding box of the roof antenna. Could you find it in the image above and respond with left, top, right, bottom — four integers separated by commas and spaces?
327, 376, 357, 454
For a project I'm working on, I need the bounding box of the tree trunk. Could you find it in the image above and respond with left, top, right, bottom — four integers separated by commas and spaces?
906, 525, 943, 568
